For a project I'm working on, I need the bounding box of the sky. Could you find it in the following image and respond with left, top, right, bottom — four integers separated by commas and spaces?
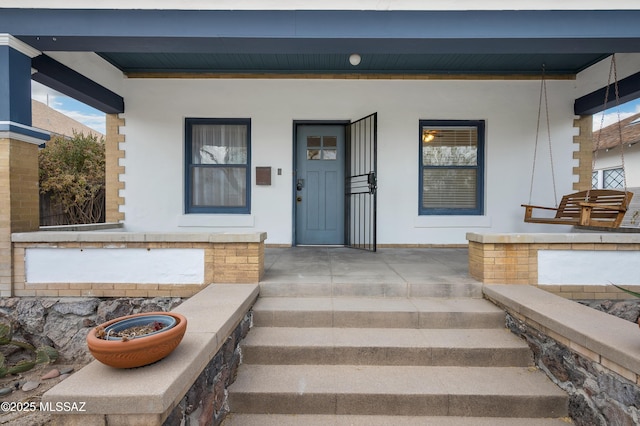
31, 80, 640, 136
31, 81, 106, 135
593, 98, 640, 131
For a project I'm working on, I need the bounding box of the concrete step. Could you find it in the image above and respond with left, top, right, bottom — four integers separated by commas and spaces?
228, 364, 568, 418
259, 281, 484, 298
241, 327, 532, 367
252, 297, 505, 329
230, 295, 568, 422
223, 414, 571, 425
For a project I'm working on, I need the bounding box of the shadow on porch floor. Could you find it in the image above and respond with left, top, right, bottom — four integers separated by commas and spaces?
260, 247, 481, 298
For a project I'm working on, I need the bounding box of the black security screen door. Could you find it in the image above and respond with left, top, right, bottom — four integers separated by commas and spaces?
345, 113, 377, 251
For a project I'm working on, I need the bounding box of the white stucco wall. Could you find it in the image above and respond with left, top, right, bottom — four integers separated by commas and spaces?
539, 250, 640, 285
25, 248, 205, 284
116, 77, 579, 245
594, 144, 640, 188
41, 48, 640, 245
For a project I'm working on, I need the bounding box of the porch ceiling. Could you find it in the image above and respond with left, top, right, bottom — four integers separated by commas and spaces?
96, 52, 606, 76
3, 9, 640, 77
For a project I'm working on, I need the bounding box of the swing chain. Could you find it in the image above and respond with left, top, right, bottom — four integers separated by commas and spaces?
528, 64, 558, 207
592, 54, 627, 197
613, 56, 628, 191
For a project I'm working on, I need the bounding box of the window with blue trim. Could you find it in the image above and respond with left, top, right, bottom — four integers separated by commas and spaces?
185, 118, 251, 214
419, 120, 484, 215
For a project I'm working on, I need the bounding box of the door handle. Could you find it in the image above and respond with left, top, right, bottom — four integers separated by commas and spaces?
296, 179, 305, 191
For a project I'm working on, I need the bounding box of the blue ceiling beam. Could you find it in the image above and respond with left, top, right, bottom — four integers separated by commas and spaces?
574, 70, 640, 115
31, 54, 124, 114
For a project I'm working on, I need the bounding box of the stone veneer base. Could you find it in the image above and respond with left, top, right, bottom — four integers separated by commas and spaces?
485, 284, 640, 425
42, 283, 259, 425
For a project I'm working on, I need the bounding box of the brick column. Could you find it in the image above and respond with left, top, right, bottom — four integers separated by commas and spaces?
105, 114, 125, 222
3, 140, 40, 232
0, 139, 41, 296
0, 139, 12, 296
572, 115, 593, 191
468, 240, 535, 285
0, 35, 48, 296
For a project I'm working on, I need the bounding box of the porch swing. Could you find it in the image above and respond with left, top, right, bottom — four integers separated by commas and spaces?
521, 56, 633, 228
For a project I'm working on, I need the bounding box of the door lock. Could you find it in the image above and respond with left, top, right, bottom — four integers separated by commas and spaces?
367, 172, 377, 194
296, 196, 302, 203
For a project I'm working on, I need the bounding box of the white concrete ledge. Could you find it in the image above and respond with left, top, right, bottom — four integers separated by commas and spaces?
467, 232, 640, 287
42, 284, 259, 421
12, 231, 267, 243
467, 232, 640, 244
484, 284, 640, 375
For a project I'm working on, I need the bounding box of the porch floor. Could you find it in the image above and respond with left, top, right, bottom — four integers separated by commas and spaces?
260, 247, 481, 298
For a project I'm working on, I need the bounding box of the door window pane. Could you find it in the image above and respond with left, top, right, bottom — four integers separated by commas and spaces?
306, 135, 338, 160
324, 136, 337, 148
323, 149, 337, 160
307, 136, 321, 148
307, 149, 321, 160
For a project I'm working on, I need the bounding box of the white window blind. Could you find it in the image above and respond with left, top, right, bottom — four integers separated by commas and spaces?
419, 121, 483, 214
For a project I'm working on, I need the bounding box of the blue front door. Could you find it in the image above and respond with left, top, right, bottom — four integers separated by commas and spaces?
295, 125, 345, 245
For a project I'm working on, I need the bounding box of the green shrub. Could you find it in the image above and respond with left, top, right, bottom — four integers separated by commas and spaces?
39, 132, 105, 224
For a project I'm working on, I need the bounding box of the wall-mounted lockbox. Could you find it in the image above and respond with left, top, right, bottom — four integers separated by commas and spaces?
256, 167, 272, 185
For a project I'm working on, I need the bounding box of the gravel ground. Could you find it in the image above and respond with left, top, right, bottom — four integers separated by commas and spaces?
0, 362, 87, 426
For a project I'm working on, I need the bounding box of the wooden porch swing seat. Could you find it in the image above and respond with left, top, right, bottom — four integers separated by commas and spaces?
523, 56, 632, 229
522, 189, 633, 228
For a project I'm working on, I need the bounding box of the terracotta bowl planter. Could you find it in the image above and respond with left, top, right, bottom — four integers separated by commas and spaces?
87, 311, 187, 369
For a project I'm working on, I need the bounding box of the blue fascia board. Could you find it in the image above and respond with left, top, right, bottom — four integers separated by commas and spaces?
2, 9, 640, 54
31, 54, 124, 114
0, 9, 637, 39
0, 122, 50, 141
574, 70, 640, 115
15, 36, 639, 56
